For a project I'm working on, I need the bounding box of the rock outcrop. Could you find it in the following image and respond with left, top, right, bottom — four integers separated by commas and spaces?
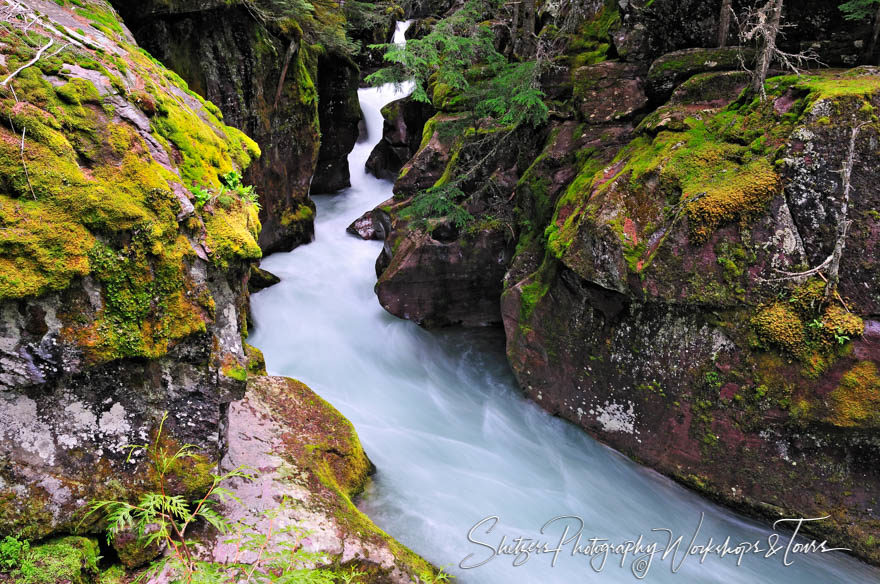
195, 376, 434, 582
366, 96, 435, 180
312, 53, 362, 193
111, 0, 334, 253
370, 0, 880, 564
0, 0, 260, 543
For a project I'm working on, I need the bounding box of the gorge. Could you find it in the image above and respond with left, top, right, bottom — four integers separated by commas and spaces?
0, 0, 878, 582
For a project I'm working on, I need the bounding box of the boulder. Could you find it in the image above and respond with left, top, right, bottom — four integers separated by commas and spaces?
192, 376, 435, 582
312, 54, 362, 193
366, 97, 436, 180
646, 46, 753, 102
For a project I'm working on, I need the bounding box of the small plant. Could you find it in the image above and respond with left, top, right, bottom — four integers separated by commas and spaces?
0, 535, 28, 571
704, 371, 722, 390
84, 414, 376, 583
191, 183, 214, 208
190, 171, 260, 210
221, 170, 260, 208
82, 413, 253, 583
403, 184, 474, 230
413, 568, 452, 583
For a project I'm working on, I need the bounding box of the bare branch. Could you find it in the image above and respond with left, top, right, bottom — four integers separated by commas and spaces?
1, 38, 53, 86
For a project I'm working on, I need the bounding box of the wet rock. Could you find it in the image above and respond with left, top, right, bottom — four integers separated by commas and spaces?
376, 228, 513, 327
312, 54, 362, 194
248, 265, 281, 293
192, 376, 434, 581
392, 114, 458, 197
347, 209, 389, 241
366, 96, 436, 180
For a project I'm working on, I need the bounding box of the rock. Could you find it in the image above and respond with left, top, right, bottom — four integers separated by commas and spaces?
248, 265, 281, 293
646, 47, 754, 102
502, 72, 880, 564
376, 228, 513, 327
392, 114, 458, 197
347, 209, 389, 240
573, 62, 648, 122
112, 0, 340, 253
0, 1, 257, 541
112, 525, 163, 569
366, 96, 436, 180
312, 54, 362, 193
191, 376, 434, 582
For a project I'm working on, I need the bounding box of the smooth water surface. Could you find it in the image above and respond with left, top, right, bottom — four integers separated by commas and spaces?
249, 21, 879, 583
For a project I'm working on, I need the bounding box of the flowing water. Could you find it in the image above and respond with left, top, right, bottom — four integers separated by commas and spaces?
248, 20, 879, 584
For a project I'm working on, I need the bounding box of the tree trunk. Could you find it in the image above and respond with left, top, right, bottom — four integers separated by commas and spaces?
718, 0, 732, 47
870, 3, 880, 64
523, 0, 535, 56
752, 0, 783, 99
510, 0, 520, 55
825, 125, 860, 302
273, 39, 298, 112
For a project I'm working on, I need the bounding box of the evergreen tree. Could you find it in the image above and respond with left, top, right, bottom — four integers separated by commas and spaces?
366, 0, 548, 129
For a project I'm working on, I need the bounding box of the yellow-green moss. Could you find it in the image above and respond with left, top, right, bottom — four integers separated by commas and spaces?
828, 361, 880, 428
6, 536, 100, 584
752, 302, 808, 359
204, 202, 262, 269
0, 13, 262, 370
245, 343, 267, 375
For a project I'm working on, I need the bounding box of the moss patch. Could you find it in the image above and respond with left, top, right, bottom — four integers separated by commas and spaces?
5, 536, 99, 584
828, 361, 880, 428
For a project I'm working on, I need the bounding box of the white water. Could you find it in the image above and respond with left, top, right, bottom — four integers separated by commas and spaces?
248, 21, 879, 584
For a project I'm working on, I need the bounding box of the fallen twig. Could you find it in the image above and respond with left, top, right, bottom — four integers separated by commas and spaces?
1, 38, 53, 86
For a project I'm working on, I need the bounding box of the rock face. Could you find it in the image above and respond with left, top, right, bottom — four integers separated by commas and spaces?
376, 227, 512, 326
366, 96, 435, 180
312, 54, 362, 194
371, 0, 880, 564
194, 376, 434, 581
111, 0, 333, 253
0, 0, 260, 542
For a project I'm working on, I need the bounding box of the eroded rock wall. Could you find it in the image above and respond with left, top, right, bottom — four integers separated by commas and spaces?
371, 0, 880, 562
0, 0, 261, 542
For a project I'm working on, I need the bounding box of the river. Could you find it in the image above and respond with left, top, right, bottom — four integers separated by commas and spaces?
247, 20, 879, 584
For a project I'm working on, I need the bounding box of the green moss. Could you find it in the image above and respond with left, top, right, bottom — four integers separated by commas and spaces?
280, 202, 315, 226
7, 537, 99, 584
204, 202, 262, 269
0, 17, 262, 368
223, 364, 248, 382
245, 343, 267, 375
567, 0, 620, 67
828, 361, 880, 428
55, 78, 101, 105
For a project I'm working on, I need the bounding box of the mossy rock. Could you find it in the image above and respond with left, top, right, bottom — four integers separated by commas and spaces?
4, 536, 99, 584
647, 46, 755, 101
